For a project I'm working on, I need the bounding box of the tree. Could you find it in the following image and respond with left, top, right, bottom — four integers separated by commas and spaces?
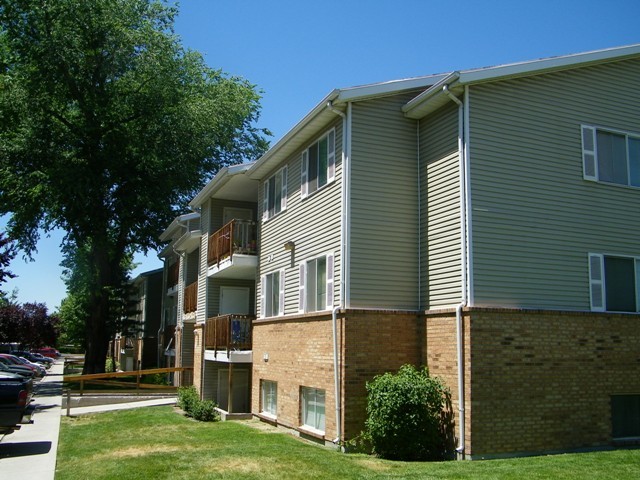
0, 231, 16, 286
0, 301, 59, 348
0, 0, 269, 372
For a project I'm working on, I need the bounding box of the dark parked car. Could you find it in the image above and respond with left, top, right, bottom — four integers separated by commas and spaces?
14, 350, 51, 366
0, 371, 33, 434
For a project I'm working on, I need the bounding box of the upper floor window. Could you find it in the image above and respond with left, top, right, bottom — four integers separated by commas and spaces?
299, 253, 334, 313
263, 167, 287, 221
261, 269, 285, 318
301, 130, 335, 198
589, 253, 640, 313
582, 125, 640, 187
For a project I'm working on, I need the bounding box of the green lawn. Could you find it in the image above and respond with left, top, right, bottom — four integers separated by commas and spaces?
56, 406, 640, 480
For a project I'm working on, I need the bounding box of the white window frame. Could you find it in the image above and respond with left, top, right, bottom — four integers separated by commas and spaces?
301, 129, 335, 199
262, 166, 287, 221
301, 386, 325, 433
260, 269, 285, 318
589, 253, 640, 313
581, 124, 640, 187
261, 380, 277, 418
298, 253, 334, 313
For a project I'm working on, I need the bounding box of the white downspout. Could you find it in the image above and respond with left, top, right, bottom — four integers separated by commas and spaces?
443, 84, 468, 458
327, 100, 351, 446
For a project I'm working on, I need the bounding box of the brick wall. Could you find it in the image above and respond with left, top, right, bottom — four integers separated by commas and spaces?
193, 323, 204, 397
252, 310, 422, 442
467, 308, 640, 457
174, 327, 182, 387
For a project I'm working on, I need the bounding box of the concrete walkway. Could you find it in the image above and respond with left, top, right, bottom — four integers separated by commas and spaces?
0, 360, 176, 479
0, 360, 64, 480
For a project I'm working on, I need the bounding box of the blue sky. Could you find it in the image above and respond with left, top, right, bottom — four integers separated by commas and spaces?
2, 0, 640, 311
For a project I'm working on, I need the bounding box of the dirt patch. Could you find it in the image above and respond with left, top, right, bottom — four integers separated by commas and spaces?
98, 444, 183, 459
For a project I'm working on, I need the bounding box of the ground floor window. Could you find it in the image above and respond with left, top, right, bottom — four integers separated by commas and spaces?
301, 386, 325, 432
261, 380, 277, 417
612, 394, 640, 438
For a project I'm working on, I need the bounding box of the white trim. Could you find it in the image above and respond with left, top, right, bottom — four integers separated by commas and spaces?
262, 166, 288, 221
581, 125, 598, 181
259, 274, 266, 319
326, 253, 334, 310
278, 268, 285, 316
588, 253, 605, 312
298, 263, 306, 313
301, 150, 309, 199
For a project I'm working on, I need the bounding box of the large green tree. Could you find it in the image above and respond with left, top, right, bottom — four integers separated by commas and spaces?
0, 0, 269, 372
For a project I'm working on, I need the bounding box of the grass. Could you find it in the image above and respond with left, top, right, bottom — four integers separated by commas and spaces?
56, 406, 640, 480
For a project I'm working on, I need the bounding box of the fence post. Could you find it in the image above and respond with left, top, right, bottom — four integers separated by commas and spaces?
66, 389, 71, 417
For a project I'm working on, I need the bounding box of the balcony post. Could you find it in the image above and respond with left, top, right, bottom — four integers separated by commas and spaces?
227, 363, 234, 414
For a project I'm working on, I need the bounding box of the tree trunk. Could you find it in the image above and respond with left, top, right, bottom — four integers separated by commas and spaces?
81, 239, 121, 374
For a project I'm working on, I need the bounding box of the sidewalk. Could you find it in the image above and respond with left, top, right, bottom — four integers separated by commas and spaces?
0, 360, 64, 480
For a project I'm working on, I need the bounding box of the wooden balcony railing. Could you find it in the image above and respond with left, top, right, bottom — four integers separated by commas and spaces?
167, 262, 179, 290
183, 281, 198, 314
207, 219, 256, 267
162, 324, 176, 350
204, 314, 254, 354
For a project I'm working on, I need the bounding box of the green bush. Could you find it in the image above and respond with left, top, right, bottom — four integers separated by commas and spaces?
141, 373, 169, 385
177, 385, 199, 415
177, 386, 219, 422
105, 358, 120, 373
364, 364, 449, 461
192, 399, 219, 422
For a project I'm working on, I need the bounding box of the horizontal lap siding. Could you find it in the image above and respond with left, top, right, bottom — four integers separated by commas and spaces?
419, 103, 461, 309
258, 120, 343, 316
350, 93, 420, 309
469, 58, 640, 309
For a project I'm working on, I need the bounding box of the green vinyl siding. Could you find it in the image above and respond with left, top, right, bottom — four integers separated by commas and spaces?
257, 120, 342, 317
468, 58, 640, 309
419, 102, 461, 309
349, 93, 420, 309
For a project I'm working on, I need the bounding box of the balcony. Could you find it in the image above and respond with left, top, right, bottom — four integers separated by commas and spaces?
207, 219, 257, 279
183, 281, 198, 314
167, 262, 179, 295
204, 314, 254, 363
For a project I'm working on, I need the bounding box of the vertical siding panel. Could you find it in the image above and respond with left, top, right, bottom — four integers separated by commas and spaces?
469, 58, 640, 309
419, 102, 461, 309
349, 93, 420, 309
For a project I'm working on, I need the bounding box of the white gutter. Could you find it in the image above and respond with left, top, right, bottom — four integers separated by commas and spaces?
327, 100, 350, 446
443, 84, 468, 459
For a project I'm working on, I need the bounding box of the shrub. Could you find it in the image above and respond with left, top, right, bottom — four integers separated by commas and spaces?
177, 385, 199, 416
192, 399, 219, 422
364, 364, 449, 461
177, 386, 219, 422
105, 358, 120, 373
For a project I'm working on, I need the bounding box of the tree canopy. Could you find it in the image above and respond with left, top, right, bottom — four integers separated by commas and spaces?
0, 0, 269, 372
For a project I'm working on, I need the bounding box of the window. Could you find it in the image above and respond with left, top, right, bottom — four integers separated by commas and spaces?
261, 269, 285, 318
301, 130, 335, 198
261, 380, 277, 417
263, 167, 287, 220
612, 395, 640, 439
582, 125, 640, 187
299, 253, 334, 313
589, 253, 640, 312
301, 387, 325, 432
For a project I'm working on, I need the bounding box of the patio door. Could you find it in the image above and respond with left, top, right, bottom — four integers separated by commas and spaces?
220, 286, 250, 315
217, 368, 249, 412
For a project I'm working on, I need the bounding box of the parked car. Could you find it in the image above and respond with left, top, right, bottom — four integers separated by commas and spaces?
0, 371, 34, 434
14, 351, 53, 368
33, 347, 61, 359
0, 354, 43, 378
0, 359, 35, 379
14, 356, 46, 376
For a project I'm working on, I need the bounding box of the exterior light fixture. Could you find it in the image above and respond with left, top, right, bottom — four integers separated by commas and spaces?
283, 241, 295, 251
